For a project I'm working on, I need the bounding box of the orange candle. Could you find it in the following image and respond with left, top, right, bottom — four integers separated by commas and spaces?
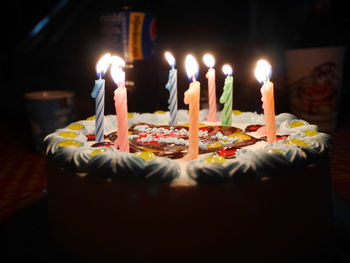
255, 59, 276, 143
183, 55, 200, 160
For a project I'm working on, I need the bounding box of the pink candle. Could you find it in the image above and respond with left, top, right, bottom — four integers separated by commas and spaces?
203, 54, 217, 122
111, 57, 130, 152
255, 60, 276, 144
183, 55, 200, 160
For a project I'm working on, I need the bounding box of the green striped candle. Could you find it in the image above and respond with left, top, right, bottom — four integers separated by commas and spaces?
219, 64, 233, 127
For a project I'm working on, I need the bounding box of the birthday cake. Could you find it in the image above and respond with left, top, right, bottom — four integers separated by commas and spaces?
45, 109, 333, 262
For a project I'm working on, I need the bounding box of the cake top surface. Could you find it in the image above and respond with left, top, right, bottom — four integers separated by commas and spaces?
44, 109, 331, 186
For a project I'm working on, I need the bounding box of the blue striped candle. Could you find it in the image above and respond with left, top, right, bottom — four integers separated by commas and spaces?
164, 52, 178, 125
91, 77, 105, 142
91, 53, 111, 142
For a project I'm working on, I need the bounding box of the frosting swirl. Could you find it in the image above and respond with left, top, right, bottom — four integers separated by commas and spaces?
87, 151, 180, 183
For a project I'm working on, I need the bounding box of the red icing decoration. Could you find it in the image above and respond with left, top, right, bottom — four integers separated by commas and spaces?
245, 125, 263, 132
218, 147, 238, 158
277, 135, 289, 141
91, 142, 113, 147
86, 134, 96, 141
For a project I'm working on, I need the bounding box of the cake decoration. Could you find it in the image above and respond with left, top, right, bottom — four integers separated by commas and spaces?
45, 110, 331, 185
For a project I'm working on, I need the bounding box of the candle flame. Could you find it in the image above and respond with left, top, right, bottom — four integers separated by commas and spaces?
110, 55, 126, 68
96, 53, 111, 77
203, 54, 215, 68
111, 63, 125, 87
222, 64, 233, 76
185, 54, 199, 80
255, 59, 272, 84
164, 51, 176, 67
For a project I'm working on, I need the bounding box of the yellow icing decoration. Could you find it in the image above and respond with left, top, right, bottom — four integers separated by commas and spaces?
86, 116, 95, 120
128, 112, 134, 118
204, 154, 226, 164
134, 151, 157, 161
267, 148, 282, 153
289, 121, 305, 128
287, 139, 309, 147
232, 110, 242, 115
180, 123, 206, 128
58, 140, 81, 148
228, 132, 251, 140
154, 110, 166, 114
208, 141, 223, 148
139, 147, 160, 153
67, 123, 85, 130
90, 148, 107, 157
58, 131, 78, 138
304, 130, 319, 136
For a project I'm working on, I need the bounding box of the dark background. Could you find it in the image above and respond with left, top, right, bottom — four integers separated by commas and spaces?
2, 0, 350, 141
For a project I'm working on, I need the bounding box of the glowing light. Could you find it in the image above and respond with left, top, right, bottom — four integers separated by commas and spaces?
185, 54, 199, 80
111, 64, 125, 86
203, 54, 215, 68
110, 55, 126, 68
254, 59, 272, 84
164, 52, 175, 67
222, 64, 233, 76
96, 53, 111, 77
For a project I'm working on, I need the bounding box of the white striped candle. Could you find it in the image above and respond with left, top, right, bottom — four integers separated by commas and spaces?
164, 52, 178, 125
91, 53, 111, 142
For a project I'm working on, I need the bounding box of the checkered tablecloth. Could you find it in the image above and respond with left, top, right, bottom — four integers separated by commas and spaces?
0, 128, 47, 222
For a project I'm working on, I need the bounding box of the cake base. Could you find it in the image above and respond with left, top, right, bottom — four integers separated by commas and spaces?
47, 158, 332, 263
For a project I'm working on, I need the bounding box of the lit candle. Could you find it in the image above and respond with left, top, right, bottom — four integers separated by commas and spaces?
91, 53, 111, 142
111, 56, 130, 152
254, 59, 276, 143
219, 64, 234, 127
164, 52, 178, 125
183, 54, 200, 160
203, 54, 217, 122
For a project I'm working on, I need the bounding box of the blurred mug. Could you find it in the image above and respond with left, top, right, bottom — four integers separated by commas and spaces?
24, 90, 75, 153
285, 46, 345, 131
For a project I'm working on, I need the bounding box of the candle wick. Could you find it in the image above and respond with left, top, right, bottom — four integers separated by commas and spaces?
192, 76, 196, 82
99, 74, 102, 80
